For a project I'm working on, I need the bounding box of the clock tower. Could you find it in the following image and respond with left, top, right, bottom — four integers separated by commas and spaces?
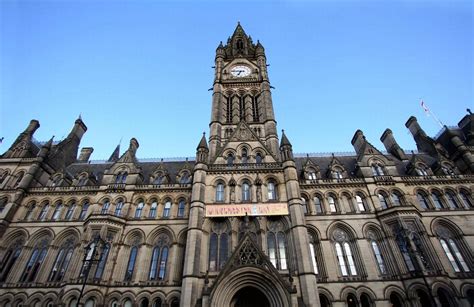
209, 22, 280, 161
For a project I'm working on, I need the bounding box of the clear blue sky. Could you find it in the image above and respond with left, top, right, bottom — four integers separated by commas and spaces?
1, 0, 472, 159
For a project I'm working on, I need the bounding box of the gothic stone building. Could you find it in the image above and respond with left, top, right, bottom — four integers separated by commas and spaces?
0, 24, 473, 307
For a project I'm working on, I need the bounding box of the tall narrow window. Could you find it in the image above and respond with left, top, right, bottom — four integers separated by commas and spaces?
242, 182, 251, 202
25, 203, 36, 220
12, 171, 24, 188
252, 96, 260, 122
52, 202, 63, 221
177, 199, 185, 217
180, 172, 190, 184
149, 201, 157, 218
208, 222, 229, 271
412, 234, 431, 269
20, 239, 49, 282
431, 192, 444, 209
94, 243, 110, 279
101, 200, 110, 214
38, 203, 49, 221
355, 195, 366, 211
267, 181, 277, 201
79, 201, 89, 220
371, 241, 387, 274
216, 183, 225, 202
0, 240, 23, 282
378, 193, 389, 209
309, 236, 319, 274
332, 170, 343, 179
239, 96, 245, 121
65, 202, 76, 220
395, 230, 416, 271
391, 192, 402, 206
308, 169, 317, 180
335, 242, 348, 276
120, 172, 128, 183
49, 240, 74, 282
163, 201, 171, 218
227, 154, 234, 166
327, 196, 337, 212
226, 97, 233, 123
135, 201, 144, 218
241, 148, 248, 164
114, 200, 124, 216
267, 221, 287, 270
255, 153, 262, 164
125, 246, 138, 281
302, 197, 308, 214
446, 191, 460, 209
372, 164, 385, 176
333, 229, 358, 276
417, 192, 430, 209
460, 191, 473, 209
149, 235, 170, 280
314, 196, 323, 213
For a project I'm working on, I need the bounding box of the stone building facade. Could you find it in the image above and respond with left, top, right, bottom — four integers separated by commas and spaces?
0, 24, 473, 307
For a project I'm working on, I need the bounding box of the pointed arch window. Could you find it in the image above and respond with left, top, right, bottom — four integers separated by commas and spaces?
149, 200, 158, 218
440, 239, 469, 272
49, 239, 74, 282
125, 246, 138, 281
163, 200, 171, 218
77, 175, 88, 186
180, 172, 190, 184
209, 222, 229, 271
314, 195, 323, 213
308, 234, 319, 274
0, 239, 24, 282
252, 96, 260, 122
371, 163, 385, 176
370, 240, 387, 274
327, 195, 338, 212
20, 238, 50, 282
226, 97, 233, 123
417, 192, 430, 209
153, 174, 164, 185
177, 199, 186, 217
227, 153, 234, 166
135, 201, 144, 218
115, 171, 128, 184
333, 229, 358, 276
241, 148, 248, 164
101, 199, 110, 214
216, 182, 225, 202
460, 191, 473, 209
355, 195, 366, 212
255, 153, 263, 164
79, 201, 89, 220
94, 243, 110, 279
267, 181, 277, 201
415, 165, 429, 176
24, 202, 36, 220
446, 191, 460, 209
65, 202, 76, 220
378, 193, 389, 209
394, 226, 416, 272
12, 171, 24, 188
242, 181, 251, 202
431, 191, 445, 209
391, 191, 403, 206
267, 221, 287, 270
332, 169, 343, 179
149, 235, 170, 280
52, 202, 63, 221
302, 197, 309, 214
114, 199, 124, 216
38, 202, 49, 221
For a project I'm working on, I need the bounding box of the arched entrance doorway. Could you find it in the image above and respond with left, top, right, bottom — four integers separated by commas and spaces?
231, 286, 270, 307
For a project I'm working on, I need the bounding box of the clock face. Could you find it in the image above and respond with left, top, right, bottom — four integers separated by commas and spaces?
230, 65, 251, 77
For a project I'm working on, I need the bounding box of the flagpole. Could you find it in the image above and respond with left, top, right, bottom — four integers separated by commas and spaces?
420, 99, 444, 128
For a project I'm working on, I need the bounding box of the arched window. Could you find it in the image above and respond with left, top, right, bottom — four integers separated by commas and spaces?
436, 226, 470, 273
140, 298, 149, 307
267, 220, 287, 270
12, 171, 24, 188
319, 294, 331, 307
20, 238, 50, 282
307, 169, 317, 180
393, 225, 416, 272
149, 235, 170, 280
241, 148, 248, 164
355, 195, 366, 212
125, 246, 138, 281
378, 192, 389, 209
415, 165, 429, 176
177, 199, 185, 217
115, 171, 127, 184
445, 191, 460, 209
441, 164, 455, 175
79, 201, 89, 220
101, 199, 110, 214
0, 239, 24, 282
0, 170, 8, 185
389, 293, 404, 307
94, 243, 110, 279
267, 181, 277, 201
216, 182, 225, 202
153, 174, 164, 185
347, 294, 357, 307
24, 202, 36, 220
460, 190, 473, 209
370, 240, 387, 274
308, 234, 319, 274
180, 172, 190, 184
153, 298, 162, 307
255, 152, 263, 164
417, 192, 430, 209
52, 201, 63, 221
333, 229, 357, 276
252, 96, 260, 122
360, 293, 372, 307
431, 191, 445, 209
391, 191, 403, 206
242, 181, 251, 202
209, 221, 229, 271
301, 197, 309, 214
77, 175, 88, 186
371, 163, 385, 176
327, 195, 337, 212
163, 200, 171, 218
149, 200, 158, 218
38, 202, 49, 221
135, 201, 144, 218
65, 202, 76, 220
114, 199, 124, 216
49, 239, 75, 282
227, 153, 234, 166
314, 195, 323, 214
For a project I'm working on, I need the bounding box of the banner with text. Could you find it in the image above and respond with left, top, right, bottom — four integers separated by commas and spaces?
205, 203, 289, 217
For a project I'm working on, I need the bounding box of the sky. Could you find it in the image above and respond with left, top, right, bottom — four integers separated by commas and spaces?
1, 0, 472, 160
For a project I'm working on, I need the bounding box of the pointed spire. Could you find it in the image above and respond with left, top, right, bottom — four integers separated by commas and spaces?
280, 129, 292, 147
108, 144, 120, 162
197, 132, 208, 150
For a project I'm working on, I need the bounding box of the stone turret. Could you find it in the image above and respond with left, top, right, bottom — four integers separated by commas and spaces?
380, 129, 407, 160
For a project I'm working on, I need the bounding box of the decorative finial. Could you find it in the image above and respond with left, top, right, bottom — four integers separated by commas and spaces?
468, 108, 472, 115
203, 132, 206, 137
78, 113, 82, 120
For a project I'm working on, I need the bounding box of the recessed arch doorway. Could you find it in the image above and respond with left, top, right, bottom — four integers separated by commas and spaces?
230, 286, 270, 307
